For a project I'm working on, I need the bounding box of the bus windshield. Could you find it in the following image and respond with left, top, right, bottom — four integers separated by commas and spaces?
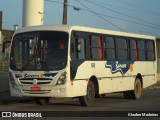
10, 31, 69, 71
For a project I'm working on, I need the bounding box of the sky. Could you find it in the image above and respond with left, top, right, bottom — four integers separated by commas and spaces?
0, 0, 160, 38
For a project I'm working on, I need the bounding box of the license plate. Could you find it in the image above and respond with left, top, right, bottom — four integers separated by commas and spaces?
30, 86, 41, 91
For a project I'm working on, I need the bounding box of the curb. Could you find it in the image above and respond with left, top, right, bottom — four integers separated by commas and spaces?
146, 86, 160, 90
145, 81, 160, 90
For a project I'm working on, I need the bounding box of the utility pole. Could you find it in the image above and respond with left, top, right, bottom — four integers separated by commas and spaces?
0, 11, 2, 30
62, 0, 68, 25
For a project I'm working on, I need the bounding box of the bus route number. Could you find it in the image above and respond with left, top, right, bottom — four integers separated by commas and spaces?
91, 63, 95, 68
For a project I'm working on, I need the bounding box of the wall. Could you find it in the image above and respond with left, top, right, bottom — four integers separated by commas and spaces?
156, 39, 160, 81
0, 31, 2, 60
0, 11, 1, 46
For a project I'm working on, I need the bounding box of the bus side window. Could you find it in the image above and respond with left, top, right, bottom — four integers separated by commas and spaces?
71, 37, 86, 60
116, 38, 127, 60
147, 41, 155, 61
130, 39, 138, 60
76, 38, 86, 59
104, 36, 115, 60
90, 35, 103, 60
70, 37, 77, 60
138, 40, 146, 61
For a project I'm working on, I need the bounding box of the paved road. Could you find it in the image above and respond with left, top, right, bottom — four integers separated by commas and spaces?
0, 89, 160, 112
0, 76, 9, 92
0, 75, 159, 117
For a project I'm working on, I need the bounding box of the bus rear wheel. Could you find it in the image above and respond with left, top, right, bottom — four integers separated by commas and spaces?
79, 81, 95, 106
35, 97, 50, 105
131, 78, 142, 100
123, 78, 142, 100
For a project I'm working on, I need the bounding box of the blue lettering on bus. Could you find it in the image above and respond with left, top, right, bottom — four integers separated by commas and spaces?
43, 73, 57, 77
105, 61, 135, 75
24, 73, 57, 78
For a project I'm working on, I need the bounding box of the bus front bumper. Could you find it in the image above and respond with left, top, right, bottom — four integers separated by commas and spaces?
9, 83, 71, 98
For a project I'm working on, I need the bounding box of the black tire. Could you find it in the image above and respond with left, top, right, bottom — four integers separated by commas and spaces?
123, 91, 130, 99
79, 81, 95, 106
35, 97, 50, 105
130, 78, 142, 100
96, 94, 106, 98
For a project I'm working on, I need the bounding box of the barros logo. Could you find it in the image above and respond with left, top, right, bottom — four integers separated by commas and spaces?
24, 73, 39, 78
105, 61, 135, 75
116, 61, 127, 69
24, 73, 57, 78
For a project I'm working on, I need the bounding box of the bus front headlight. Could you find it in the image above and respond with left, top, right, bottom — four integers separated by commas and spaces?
57, 72, 67, 85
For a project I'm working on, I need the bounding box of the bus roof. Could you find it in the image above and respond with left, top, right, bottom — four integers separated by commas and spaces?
14, 25, 155, 40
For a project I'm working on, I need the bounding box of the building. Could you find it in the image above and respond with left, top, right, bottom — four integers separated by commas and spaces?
0, 11, 2, 60
0, 11, 14, 60
1, 30, 13, 59
157, 38, 160, 80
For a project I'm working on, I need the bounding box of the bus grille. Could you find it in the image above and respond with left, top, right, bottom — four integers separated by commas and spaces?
19, 78, 53, 85
22, 90, 51, 94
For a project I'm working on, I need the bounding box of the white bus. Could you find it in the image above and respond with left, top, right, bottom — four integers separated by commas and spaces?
9, 25, 157, 106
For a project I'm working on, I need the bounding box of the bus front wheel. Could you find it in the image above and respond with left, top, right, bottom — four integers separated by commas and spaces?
79, 81, 95, 106
35, 97, 50, 105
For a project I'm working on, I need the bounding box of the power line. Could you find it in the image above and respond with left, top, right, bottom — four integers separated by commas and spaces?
73, 5, 160, 30
86, 0, 160, 17
44, 0, 160, 30
75, 0, 127, 32
45, 0, 64, 6
114, 0, 160, 16
85, 0, 160, 28
45, 0, 74, 8
45, 0, 127, 31
93, 12, 160, 30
